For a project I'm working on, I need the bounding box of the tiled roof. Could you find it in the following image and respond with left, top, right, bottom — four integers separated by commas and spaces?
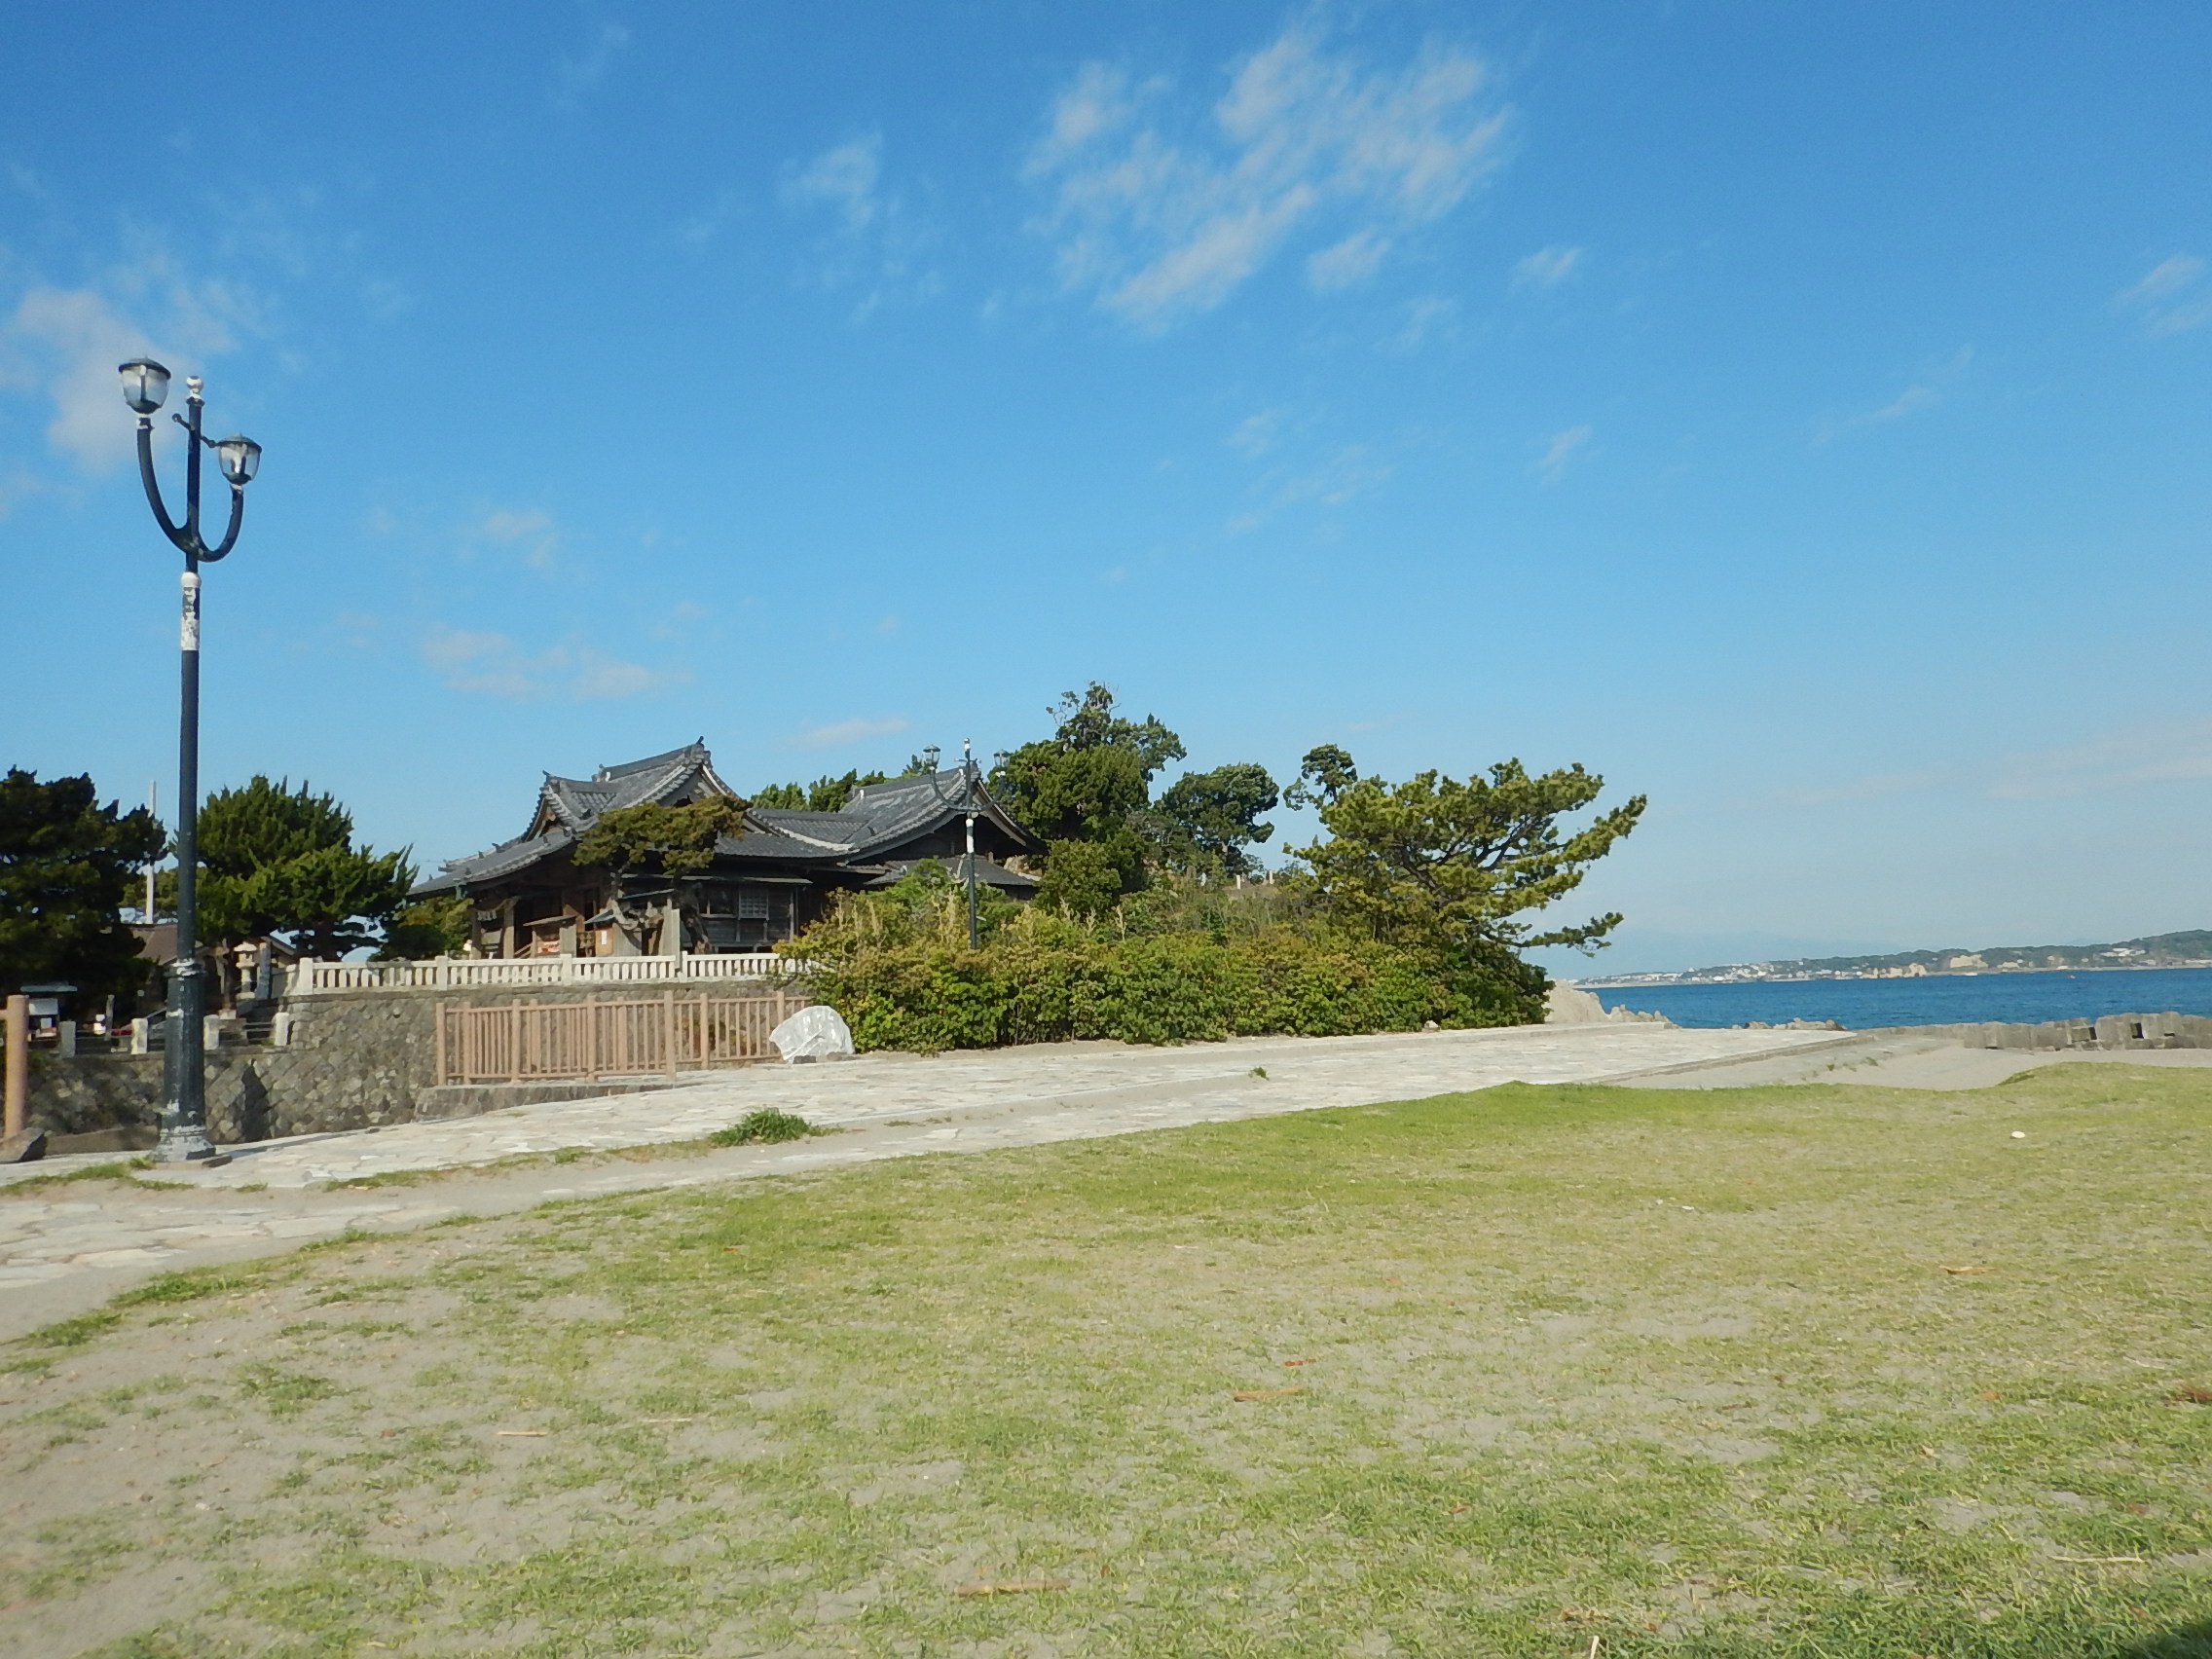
537, 740, 725, 832
420, 748, 1040, 896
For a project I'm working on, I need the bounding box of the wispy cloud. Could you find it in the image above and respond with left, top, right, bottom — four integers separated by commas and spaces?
1025, 23, 1507, 329
794, 715, 910, 750
472, 507, 559, 570
1767, 719, 2212, 811
1818, 346, 1973, 441
422, 627, 681, 701
784, 138, 881, 232
1770, 769, 1942, 809
556, 22, 631, 107
1511, 243, 1583, 289
1306, 227, 1389, 292
1390, 293, 1456, 350
1534, 424, 1592, 484
2117, 253, 2211, 337
1228, 443, 1393, 533
678, 189, 742, 247
1, 253, 262, 472
1991, 719, 2212, 801
1228, 407, 1286, 456
780, 135, 940, 317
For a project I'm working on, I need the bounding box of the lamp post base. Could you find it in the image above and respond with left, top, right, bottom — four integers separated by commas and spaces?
152, 1116, 229, 1165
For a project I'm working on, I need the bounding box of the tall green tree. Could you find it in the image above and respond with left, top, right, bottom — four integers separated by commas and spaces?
193, 777, 416, 964
571, 796, 749, 949
1291, 752, 1645, 960
1281, 744, 1358, 809
572, 797, 749, 881
750, 771, 891, 813
0, 769, 165, 999
1151, 762, 1280, 879
992, 683, 1186, 902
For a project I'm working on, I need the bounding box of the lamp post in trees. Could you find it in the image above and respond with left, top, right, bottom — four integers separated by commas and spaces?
960, 740, 981, 950
119, 359, 261, 1163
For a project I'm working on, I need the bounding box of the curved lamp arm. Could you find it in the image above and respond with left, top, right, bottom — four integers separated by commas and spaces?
200, 486, 246, 562
134, 419, 189, 552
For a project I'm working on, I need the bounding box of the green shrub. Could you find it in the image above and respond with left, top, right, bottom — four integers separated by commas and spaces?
801, 904, 1544, 1054
711, 1109, 818, 1146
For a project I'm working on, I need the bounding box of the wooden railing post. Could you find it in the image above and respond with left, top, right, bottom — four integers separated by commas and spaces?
3, 993, 28, 1137
663, 990, 679, 1079
434, 1000, 448, 1087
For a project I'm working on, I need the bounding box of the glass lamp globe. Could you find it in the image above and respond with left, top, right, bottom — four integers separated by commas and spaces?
214, 435, 261, 487
119, 359, 171, 416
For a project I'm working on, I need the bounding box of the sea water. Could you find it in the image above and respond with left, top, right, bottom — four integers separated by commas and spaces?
1588, 965, 2212, 1031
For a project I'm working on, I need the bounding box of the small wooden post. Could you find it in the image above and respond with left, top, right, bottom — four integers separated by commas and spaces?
434, 1000, 448, 1088
508, 1000, 522, 1081
2, 994, 27, 1136
663, 990, 679, 1079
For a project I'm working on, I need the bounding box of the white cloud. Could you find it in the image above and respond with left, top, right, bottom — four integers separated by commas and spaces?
1991, 719, 2212, 801
2117, 253, 2211, 336
2, 255, 259, 471
1512, 243, 1583, 289
1026, 24, 1507, 329
783, 137, 881, 233
794, 716, 910, 750
473, 507, 559, 569
1307, 227, 1389, 292
0, 464, 44, 522
362, 277, 411, 321
422, 627, 682, 701
1770, 720, 2212, 810
1819, 346, 1973, 441
1771, 769, 1941, 809
1228, 408, 1285, 456
1534, 424, 1592, 484
1228, 442, 1393, 532
678, 189, 741, 247
1391, 293, 1456, 350
557, 23, 631, 106
779, 135, 940, 318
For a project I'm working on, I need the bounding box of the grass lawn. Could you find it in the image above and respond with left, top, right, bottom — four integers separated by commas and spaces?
2, 1063, 2208, 1658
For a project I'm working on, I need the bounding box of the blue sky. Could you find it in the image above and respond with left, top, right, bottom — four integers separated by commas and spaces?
4, 2, 2208, 974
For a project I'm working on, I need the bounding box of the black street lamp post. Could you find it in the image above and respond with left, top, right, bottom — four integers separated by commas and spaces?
120, 359, 261, 1164
961, 740, 980, 950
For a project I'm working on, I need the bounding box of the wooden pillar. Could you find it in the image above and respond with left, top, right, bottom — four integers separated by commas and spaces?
3, 994, 27, 1136
663, 990, 679, 1080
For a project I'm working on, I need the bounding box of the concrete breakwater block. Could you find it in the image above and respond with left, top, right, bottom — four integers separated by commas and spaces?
1893, 1011, 2212, 1051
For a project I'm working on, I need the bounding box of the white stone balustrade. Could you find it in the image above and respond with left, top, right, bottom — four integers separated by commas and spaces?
287, 954, 805, 995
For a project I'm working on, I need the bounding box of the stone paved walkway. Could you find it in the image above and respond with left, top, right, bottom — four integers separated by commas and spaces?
0, 1023, 1842, 1340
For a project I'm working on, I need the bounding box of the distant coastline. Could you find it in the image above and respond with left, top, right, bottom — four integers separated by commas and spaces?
1574, 929, 2212, 990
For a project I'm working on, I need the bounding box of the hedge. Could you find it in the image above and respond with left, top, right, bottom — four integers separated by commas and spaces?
804, 927, 1544, 1053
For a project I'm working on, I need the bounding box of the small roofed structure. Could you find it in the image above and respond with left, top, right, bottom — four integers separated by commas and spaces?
414, 741, 1042, 959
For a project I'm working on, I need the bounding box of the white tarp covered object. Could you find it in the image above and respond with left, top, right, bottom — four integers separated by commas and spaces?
770, 1004, 856, 1062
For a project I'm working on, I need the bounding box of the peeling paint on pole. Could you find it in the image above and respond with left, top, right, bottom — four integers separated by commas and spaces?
180, 571, 201, 652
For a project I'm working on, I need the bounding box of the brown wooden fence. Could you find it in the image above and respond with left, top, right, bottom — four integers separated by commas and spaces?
433, 990, 810, 1085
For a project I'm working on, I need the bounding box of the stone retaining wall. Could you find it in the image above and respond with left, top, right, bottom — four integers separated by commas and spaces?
22, 978, 787, 1145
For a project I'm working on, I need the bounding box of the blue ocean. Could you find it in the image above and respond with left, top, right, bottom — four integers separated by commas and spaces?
1588, 966, 2212, 1031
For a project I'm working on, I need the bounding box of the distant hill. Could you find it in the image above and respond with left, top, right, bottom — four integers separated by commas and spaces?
1580, 930, 2212, 987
